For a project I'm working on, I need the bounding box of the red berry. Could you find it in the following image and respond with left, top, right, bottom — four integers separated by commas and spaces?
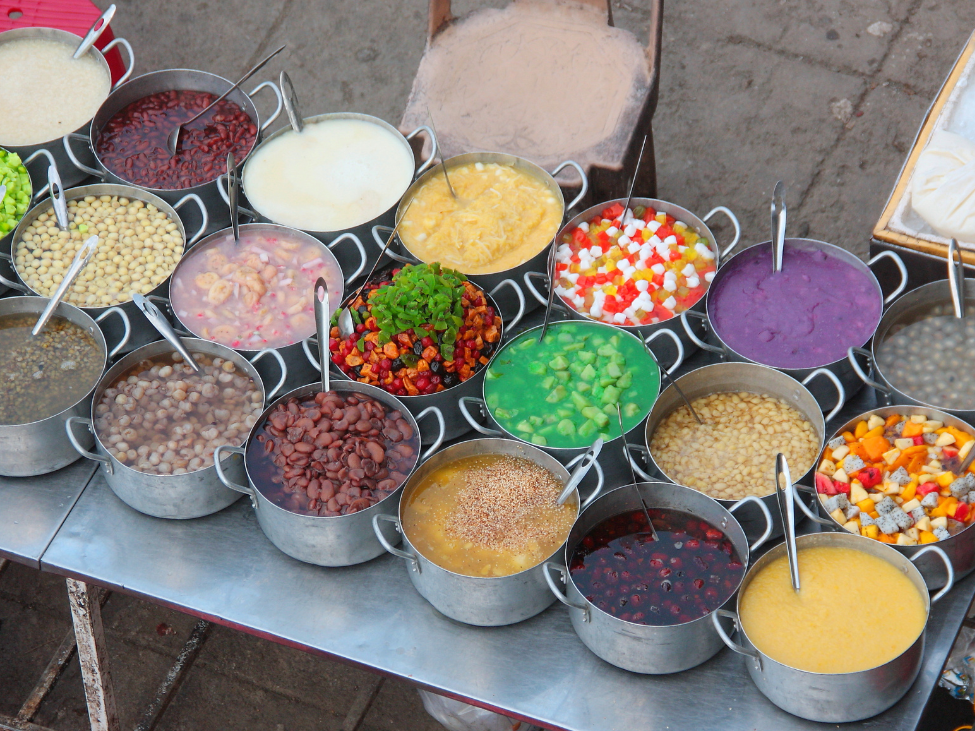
421, 336, 435, 348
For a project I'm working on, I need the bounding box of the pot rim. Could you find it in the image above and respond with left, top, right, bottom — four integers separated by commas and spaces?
397, 436, 580, 580
240, 111, 419, 235
705, 239, 885, 371
168, 222, 345, 353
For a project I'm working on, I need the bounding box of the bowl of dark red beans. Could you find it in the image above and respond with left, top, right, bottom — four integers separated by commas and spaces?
544, 480, 771, 674
215, 381, 444, 567
64, 69, 282, 216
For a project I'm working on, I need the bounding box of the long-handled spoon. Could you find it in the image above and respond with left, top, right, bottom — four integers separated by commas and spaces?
426, 108, 457, 200
131, 293, 202, 373
48, 164, 69, 231
314, 277, 330, 393
621, 135, 648, 219
536, 244, 560, 344
775, 452, 801, 592
73, 5, 115, 59
642, 339, 703, 425
31, 236, 99, 335
771, 181, 787, 273
618, 403, 658, 541
948, 238, 966, 320
166, 45, 286, 156
556, 438, 603, 506
280, 71, 304, 134
227, 152, 241, 245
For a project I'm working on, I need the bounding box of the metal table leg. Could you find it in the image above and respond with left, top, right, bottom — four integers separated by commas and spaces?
66, 579, 121, 731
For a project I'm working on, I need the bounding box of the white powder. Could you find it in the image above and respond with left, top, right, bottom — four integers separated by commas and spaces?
0, 38, 111, 146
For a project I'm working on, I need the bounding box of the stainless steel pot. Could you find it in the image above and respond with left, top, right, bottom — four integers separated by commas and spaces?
373, 437, 604, 626
303, 277, 524, 444
0, 182, 208, 353
63, 68, 282, 227
793, 404, 975, 590
219, 112, 436, 282
214, 380, 445, 567
630, 362, 832, 542
681, 239, 907, 414
0, 26, 134, 189
0, 296, 128, 476
65, 338, 285, 519
158, 221, 364, 394
378, 151, 588, 316
523, 197, 740, 366
545, 481, 771, 674
459, 320, 684, 488
714, 531, 953, 723
849, 278, 975, 423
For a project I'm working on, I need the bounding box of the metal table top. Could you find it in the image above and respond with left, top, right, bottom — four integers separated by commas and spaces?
0, 459, 96, 568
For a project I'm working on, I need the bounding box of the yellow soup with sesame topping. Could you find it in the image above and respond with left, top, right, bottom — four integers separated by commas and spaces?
402, 454, 577, 577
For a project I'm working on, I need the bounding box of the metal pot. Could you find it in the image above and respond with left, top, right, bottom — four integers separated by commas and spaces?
0, 26, 134, 189
64, 338, 286, 519
849, 278, 975, 423
459, 320, 684, 488
545, 481, 772, 674
63, 68, 282, 228
374, 437, 604, 626
714, 531, 953, 722
303, 277, 524, 444
681, 239, 907, 414
523, 197, 740, 366
0, 182, 208, 352
0, 296, 129, 476
219, 112, 437, 281
630, 362, 833, 541
214, 381, 445, 567
378, 151, 588, 317
793, 404, 975, 590
158, 221, 364, 394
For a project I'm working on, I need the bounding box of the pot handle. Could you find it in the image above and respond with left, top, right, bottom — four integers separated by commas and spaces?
457, 396, 502, 436
405, 125, 438, 176
712, 609, 762, 668
847, 346, 890, 396
213, 444, 256, 501
248, 80, 284, 132
522, 271, 570, 314
415, 406, 446, 460
0, 258, 31, 294
544, 562, 590, 622
95, 307, 131, 359
702, 206, 741, 263
172, 193, 210, 245
373, 513, 420, 572
144, 295, 194, 337
216, 172, 260, 221
370, 225, 418, 265
801, 367, 846, 423
565, 452, 604, 508
549, 160, 588, 212
23, 148, 58, 202
302, 336, 324, 371
911, 545, 955, 603
249, 348, 288, 401
625, 443, 655, 482
103, 38, 136, 88
681, 309, 727, 356
65, 417, 113, 474
489, 278, 525, 330
867, 251, 908, 306
790, 483, 838, 528
62, 132, 106, 179
326, 232, 368, 283
644, 328, 684, 374
728, 495, 774, 553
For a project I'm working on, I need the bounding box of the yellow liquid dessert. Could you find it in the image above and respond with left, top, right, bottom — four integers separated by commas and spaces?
402, 454, 576, 577
399, 162, 562, 275
739, 546, 926, 673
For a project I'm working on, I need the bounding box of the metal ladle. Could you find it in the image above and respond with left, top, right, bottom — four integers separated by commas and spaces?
48, 164, 69, 231
642, 339, 703, 425
618, 403, 658, 541
131, 293, 202, 373
621, 135, 648, 219
226, 151, 241, 245
775, 452, 801, 592
280, 71, 304, 134
426, 108, 458, 200
314, 277, 330, 393
166, 45, 286, 156
31, 235, 99, 335
73, 4, 115, 59
556, 438, 602, 506
536, 244, 560, 344
948, 238, 966, 319
771, 181, 787, 273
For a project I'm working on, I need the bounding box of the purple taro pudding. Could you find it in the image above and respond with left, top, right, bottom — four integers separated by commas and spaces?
709, 244, 881, 369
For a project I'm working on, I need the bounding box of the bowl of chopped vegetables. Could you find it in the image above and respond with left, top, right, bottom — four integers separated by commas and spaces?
0, 146, 40, 264
304, 262, 522, 443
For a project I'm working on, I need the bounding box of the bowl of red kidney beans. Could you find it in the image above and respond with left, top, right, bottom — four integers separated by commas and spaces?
65, 69, 282, 214
544, 480, 772, 675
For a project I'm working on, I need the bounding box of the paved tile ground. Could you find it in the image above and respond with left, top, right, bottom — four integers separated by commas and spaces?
3, 0, 975, 729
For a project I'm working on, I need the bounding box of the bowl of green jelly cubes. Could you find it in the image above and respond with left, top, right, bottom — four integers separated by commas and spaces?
0, 148, 32, 243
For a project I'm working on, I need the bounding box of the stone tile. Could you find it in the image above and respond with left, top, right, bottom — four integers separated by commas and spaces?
0, 596, 72, 717
795, 83, 932, 258
361, 680, 447, 731
100, 592, 204, 659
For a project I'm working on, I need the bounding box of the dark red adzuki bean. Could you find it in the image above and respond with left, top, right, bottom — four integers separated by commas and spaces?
246, 391, 419, 517
96, 89, 258, 191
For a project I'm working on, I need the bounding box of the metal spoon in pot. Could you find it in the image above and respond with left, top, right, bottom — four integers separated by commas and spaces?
775, 452, 801, 593
536, 244, 560, 344
48, 164, 70, 231
948, 238, 966, 320
556, 438, 602, 506
31, 235, 99, 336
314, 277, 330, 393
618, 403, 659, 541
642, 339, 703, 425
621, 135, 648, 220
280, 70, 304, 134
226, 151, 241, 245
771, 180, 787, 274
425, 108, 458, 201
166, 45, 286, 156
73, 5, 115, 59
131, 293, 202, 373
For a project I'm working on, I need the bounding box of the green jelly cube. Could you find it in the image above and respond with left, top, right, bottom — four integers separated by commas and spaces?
556, 419, 577, 437
529, 415, 544, 427
550, 355, 570, 371
571, 392, 590, 410
602, 385, 621, 405
529, 361, 547, 376
576, 350, 597, 365
606, 362, 623, 379
616, 371, 633, 389
555, 370, 571, 383
578, 419, 597, 439
580, 364, 597, 381
597, 343, 617, 357
533, 434, 548, 446
515, 420, 534, 433
593, 412, 610, 429
542, 376, 556, 390
623, 401, 641, 418
546, 385, 567, 403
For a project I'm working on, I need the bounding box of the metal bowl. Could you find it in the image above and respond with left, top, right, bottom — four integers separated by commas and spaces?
214, 381, 445, 567
65, 338, 285, 519
375, 437, 603, 626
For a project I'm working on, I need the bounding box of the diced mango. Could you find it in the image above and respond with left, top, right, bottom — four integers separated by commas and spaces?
937, 472, 956, 488
920, 531, 939, 544
854, 420, 869, 438
902, 421, 925, 437
865, 525, 880, 539
856, 499, 875, 513
900, 483, 917, 502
